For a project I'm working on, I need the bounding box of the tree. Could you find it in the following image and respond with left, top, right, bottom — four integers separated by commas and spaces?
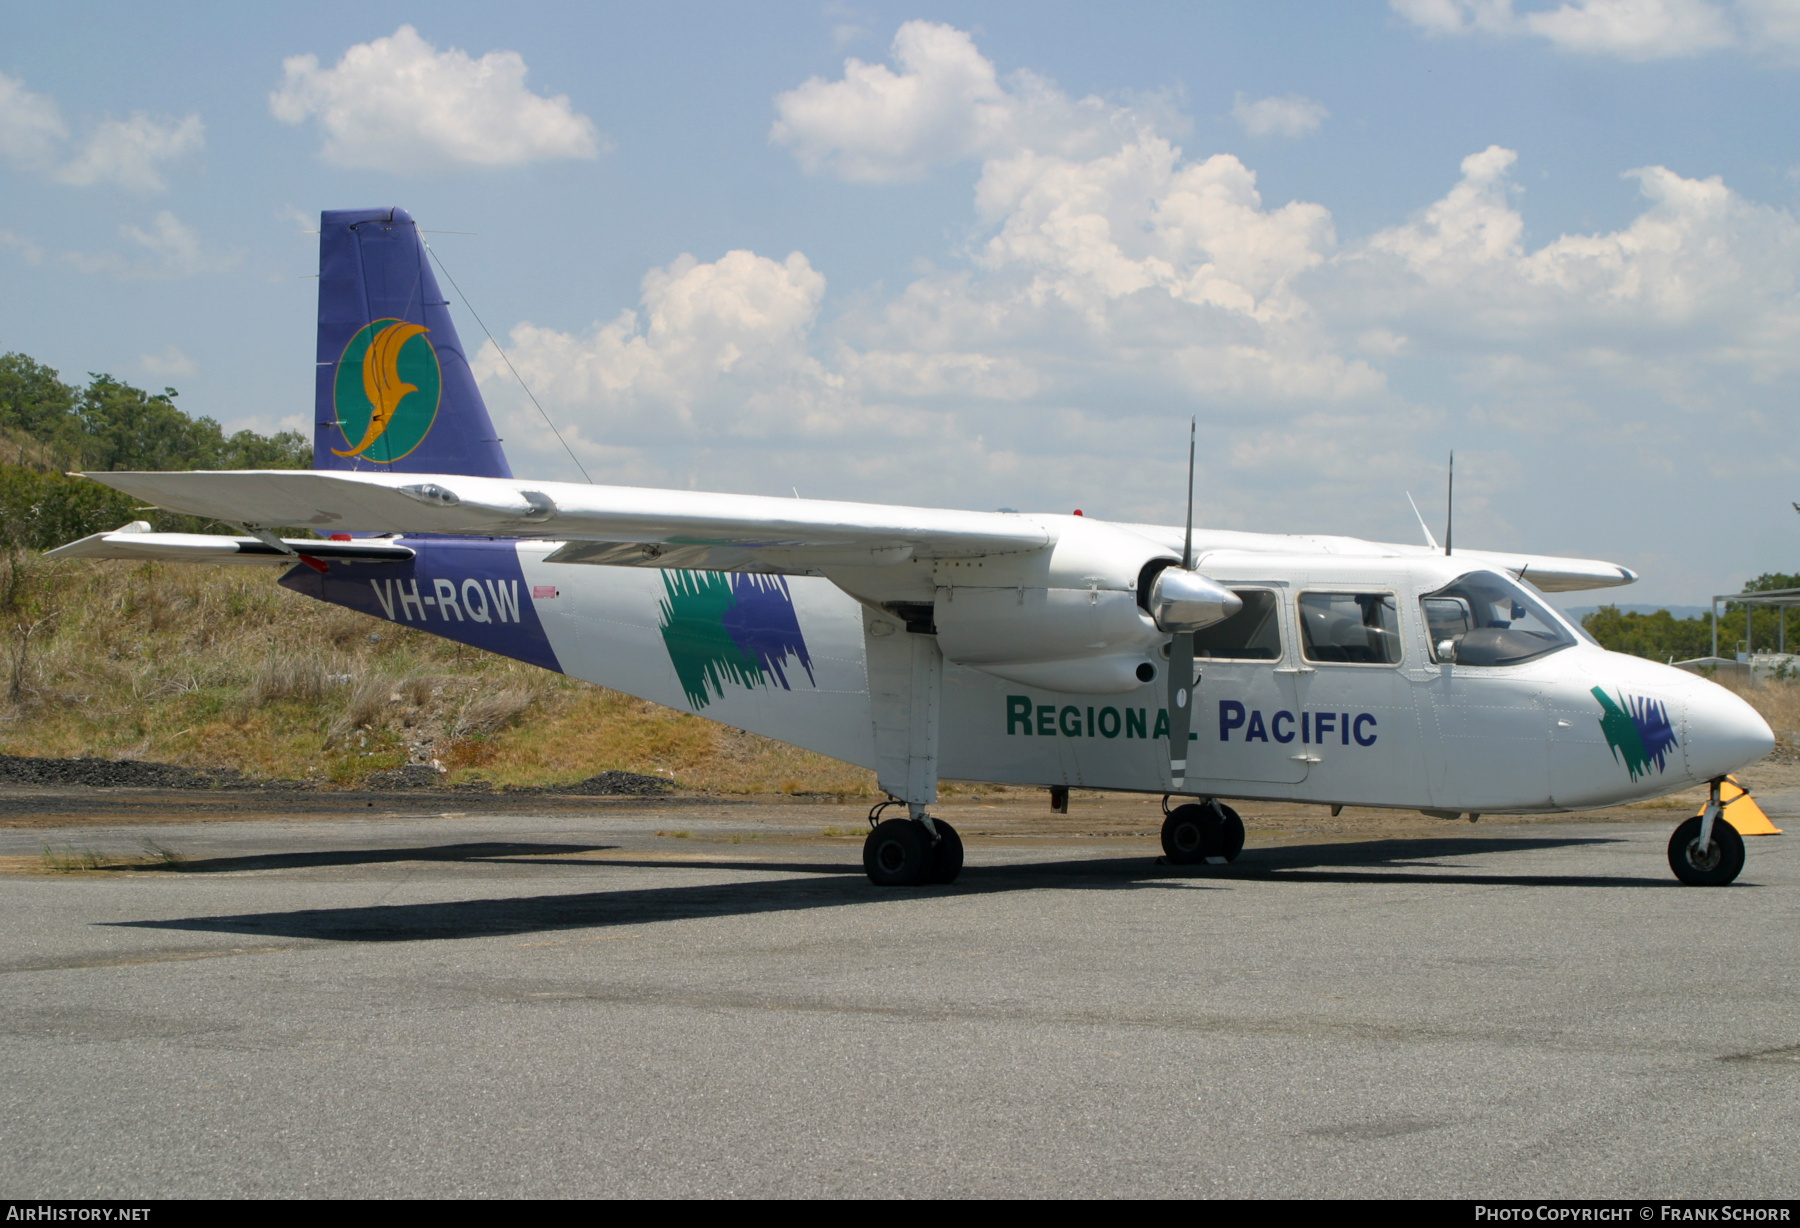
217, 428, 309, 470
75, 375, 221, 471
0, 353, 81, 464
1582, 572, 1800, 661
0, 350, 314, 548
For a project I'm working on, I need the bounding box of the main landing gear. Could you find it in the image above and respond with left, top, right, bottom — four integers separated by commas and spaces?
1668, 777, 1746, 886
1161, 797, 1245, 865
863, 801, 963, 886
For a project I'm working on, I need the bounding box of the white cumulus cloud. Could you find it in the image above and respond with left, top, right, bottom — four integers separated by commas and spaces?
771, 20, 1139, 181
1349, 145, 1800, 350
270, 25, 603, 171
1523, 0, 1737, 57
0, 71, 66, 167
1231, 92, 1329, 138
1391, 0, 1779, 60
53, 113, 204, 193
0, 71, 202, 191
475, 249, 833, 449
64, 212, 240, 280
140, 345, 197, 378
0, 229, 45, 266
483, 20, 1800, 577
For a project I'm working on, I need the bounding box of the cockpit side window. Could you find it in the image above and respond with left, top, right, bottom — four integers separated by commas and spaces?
1423, 570, 1575, 666
1298, 592, 1403, 665
1192, 589, 1281, 660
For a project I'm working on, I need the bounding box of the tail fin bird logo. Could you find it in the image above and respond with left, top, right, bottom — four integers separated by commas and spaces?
332, 319, 441, 462
1591, 687, 1679, 781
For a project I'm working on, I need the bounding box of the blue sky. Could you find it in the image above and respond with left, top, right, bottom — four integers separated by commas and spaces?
3, 0, 1798, 604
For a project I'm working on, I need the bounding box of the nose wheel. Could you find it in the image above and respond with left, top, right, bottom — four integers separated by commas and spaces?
1669, 778, 1746, 886
863, 807, 963, 886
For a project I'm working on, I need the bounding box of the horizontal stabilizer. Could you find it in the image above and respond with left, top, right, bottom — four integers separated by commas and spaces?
45, 522, 415, 567
75, 470, 1053, 563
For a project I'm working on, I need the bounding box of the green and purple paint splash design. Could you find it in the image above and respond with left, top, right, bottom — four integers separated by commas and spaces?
658, 571, 816, 710
1591, 687, 1678, 782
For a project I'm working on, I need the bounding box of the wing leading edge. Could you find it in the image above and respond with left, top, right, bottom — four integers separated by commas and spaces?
71, 469, 1638, 592
76, 469, 1053, 570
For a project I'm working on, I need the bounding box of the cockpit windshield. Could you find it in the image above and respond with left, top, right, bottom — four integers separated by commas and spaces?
1421, 570, 1576, 667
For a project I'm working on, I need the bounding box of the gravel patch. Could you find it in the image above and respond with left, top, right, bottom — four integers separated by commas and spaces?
0, 755, 674, 797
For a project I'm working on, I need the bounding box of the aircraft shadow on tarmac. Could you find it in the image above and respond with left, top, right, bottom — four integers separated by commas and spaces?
105, 841, 617, 876
113, 833, 1683, 945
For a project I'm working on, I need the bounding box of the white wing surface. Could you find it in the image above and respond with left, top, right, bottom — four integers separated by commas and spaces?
73, 469, 1636, 591
1114, 523, 1636, 593
76, 469, 1052, 567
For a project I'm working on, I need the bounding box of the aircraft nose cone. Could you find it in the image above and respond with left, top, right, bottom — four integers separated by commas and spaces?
1684, 684, 1775, 781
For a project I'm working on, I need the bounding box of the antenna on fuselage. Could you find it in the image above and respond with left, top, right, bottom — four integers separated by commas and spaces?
1445, 450, 1454, 556
1406, 492, 1440, 551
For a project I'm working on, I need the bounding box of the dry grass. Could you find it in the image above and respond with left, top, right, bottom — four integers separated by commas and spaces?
0, 554, 876, 794
39, 844, 105, 873
1714, 677, 1800, 746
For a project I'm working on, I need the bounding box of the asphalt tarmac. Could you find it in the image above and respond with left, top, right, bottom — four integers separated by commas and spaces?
2, 791, 1798, 1199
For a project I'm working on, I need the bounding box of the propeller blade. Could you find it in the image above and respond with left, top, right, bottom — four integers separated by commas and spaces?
1182, 417, 1196, 570
1167, 630, 1195, 788
1170, 416, 1200, 789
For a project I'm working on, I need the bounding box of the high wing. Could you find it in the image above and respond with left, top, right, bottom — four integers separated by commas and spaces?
74, 468, 1637, 590
74, 469, 1053, 573
1114, 523, 1637, 593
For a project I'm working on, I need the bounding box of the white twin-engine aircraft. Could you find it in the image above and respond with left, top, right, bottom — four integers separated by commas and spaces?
50, 208, 1774, 888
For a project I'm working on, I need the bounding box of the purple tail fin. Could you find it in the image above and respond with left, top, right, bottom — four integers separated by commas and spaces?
314, 207, 511, 478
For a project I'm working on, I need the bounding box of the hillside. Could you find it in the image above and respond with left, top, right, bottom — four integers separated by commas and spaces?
0, 554, 880, 795
0, 350, 876, 795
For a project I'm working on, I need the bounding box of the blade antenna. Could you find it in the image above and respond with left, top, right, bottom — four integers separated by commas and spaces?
1445, 450, 1454, 557
1182, 416, 1196, 570
1406, 492, 1440, 552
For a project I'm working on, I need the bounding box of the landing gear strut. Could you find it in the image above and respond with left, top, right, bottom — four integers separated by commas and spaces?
1161, 798, 1245, 865
1668, 777, 1745, 886
863, 801, 963, 886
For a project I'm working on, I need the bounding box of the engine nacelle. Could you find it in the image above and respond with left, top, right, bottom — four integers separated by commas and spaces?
932, 517, 1179, 694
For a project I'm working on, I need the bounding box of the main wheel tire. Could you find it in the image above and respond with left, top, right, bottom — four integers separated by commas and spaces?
926, 819, 964, 884
1162, 802, 1245, 865
1215, 803, 1246, 863
864, 818, 933, 886
1668, 815, 1745, 886
1161, 803, 1218, 864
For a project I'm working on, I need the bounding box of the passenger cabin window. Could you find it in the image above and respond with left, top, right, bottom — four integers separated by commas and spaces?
1192, 590, 1281, 660
1423, 570, 1575, 666
1299, 592, 1403, 665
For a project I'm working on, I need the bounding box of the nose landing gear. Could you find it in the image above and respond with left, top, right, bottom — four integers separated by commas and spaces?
1669, 777, 1746, 886
863, 802, 963, 886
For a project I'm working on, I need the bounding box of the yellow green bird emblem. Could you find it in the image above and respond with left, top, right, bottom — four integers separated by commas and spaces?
331, 318, 442, 463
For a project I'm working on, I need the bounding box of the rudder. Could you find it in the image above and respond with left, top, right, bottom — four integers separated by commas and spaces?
315, 207, 511, 478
